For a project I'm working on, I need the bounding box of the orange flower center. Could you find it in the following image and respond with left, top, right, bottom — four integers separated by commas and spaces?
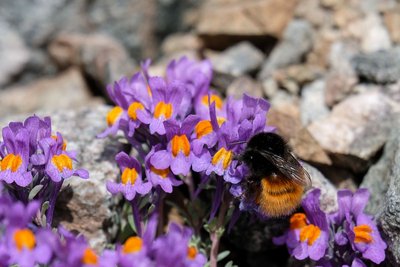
82, 248, 98, 265
171, 135, 190, 157
0, 154, 22, 172
202, 94, 223, 109
123, 236, 143, 254
51, 154, 73, 172
121, 168, 138, 185
211, 148, 233, 170
51, 135, 67, 150
14, 229, 36, 251
128, 102, 145, 120
354, 224, 373, 244
187, 246, 197, 260
106, 106, 123, 126
300, 224, 321, 246
150, 166, 169, 178
154, 101, 173, 119
290, 213, 307, 230
195, 120, 213, 139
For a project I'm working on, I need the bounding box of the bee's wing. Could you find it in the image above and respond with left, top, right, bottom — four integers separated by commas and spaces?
256, 149, 311, 187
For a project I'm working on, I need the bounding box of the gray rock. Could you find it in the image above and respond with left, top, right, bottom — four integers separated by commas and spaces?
352, 47, 400, 84
0, 0, 196, 61
0, 68, 101, 118
0, 19, 30, 88
161, 33, 204, 55
360, 13, 392, 53
51, 105, 124, 250
303, 163, 338, 213
226, 75, 263, 99
212, 41, 264, 76
258, 20, 314, 80
0, 0, 74, 46
376, 115, 400, 265
361, 115, 400, 215
300, 80, 330, 126
48, 33, 136, 94
325, 42, 359, 107
308, 90, 398, 172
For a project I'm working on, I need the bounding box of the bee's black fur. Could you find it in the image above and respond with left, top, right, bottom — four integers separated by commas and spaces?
241, 132, 287, 178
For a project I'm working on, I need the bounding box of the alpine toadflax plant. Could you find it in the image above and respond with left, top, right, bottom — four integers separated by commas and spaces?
274, 188, 387, 266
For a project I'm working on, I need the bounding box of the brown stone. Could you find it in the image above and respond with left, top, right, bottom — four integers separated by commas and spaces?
267, 105, 332, 165
197, 0, 298, 38
325, 70, 358, 107
161, 33, 204, 55
48, 33, 136, 91
384, 9, 400, 44
226, 75, 263, 99
0, 68, 100, 117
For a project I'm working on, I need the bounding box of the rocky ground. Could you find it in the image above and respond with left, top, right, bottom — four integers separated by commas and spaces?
1, 0, 400, 266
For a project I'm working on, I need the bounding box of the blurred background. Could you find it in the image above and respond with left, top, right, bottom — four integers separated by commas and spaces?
1, 0, 399, 116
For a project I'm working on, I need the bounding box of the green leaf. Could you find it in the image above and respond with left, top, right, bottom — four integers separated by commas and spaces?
128, 214, 137, 234
225, 261, 234, 267
29, 184, 44, 200
217, 250, 230, 261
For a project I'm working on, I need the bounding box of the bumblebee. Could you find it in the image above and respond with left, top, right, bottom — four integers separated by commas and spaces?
241, 132, 311, 217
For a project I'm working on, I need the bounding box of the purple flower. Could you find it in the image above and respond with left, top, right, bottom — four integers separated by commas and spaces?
194, 91, 225, 120
145, 145, 182, 193
5, 227, 54, 267
334, 189, 387, 265
99, 74, 152, 138
3, 200, 39, 229
0, 125, 32, 186
166, 56, 212, 100
35, 135, 88, 182
153, 223, 206, 267
147, 77, 191, 135
347, 213, 386, 264
150, 115, 201, 176
107, 151, 152, 200
191, 101, 223, 155
204, 133, 235, 178
274, 189, 329, 261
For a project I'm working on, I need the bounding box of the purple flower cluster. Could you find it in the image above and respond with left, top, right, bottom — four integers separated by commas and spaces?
0, 195, 206, 267
99, 57, 274, 200
274, 188, 387, 266
0, 115, 88, 225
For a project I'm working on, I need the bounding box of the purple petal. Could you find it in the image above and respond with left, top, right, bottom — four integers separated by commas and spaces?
149, 118, 166, 135
14, 171, 32, 187
180, 115, 201, 135
136, 182, 152, 195
351, 188, 370, 217
106, 181, 120, 195
170, 154, 190, 176
292, 242, 308, 260
150, 150, 171, 169
164, 120, 180, 140
73, 169, 89, 179
191, 151, 211, 172
308, 231, 328, 261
